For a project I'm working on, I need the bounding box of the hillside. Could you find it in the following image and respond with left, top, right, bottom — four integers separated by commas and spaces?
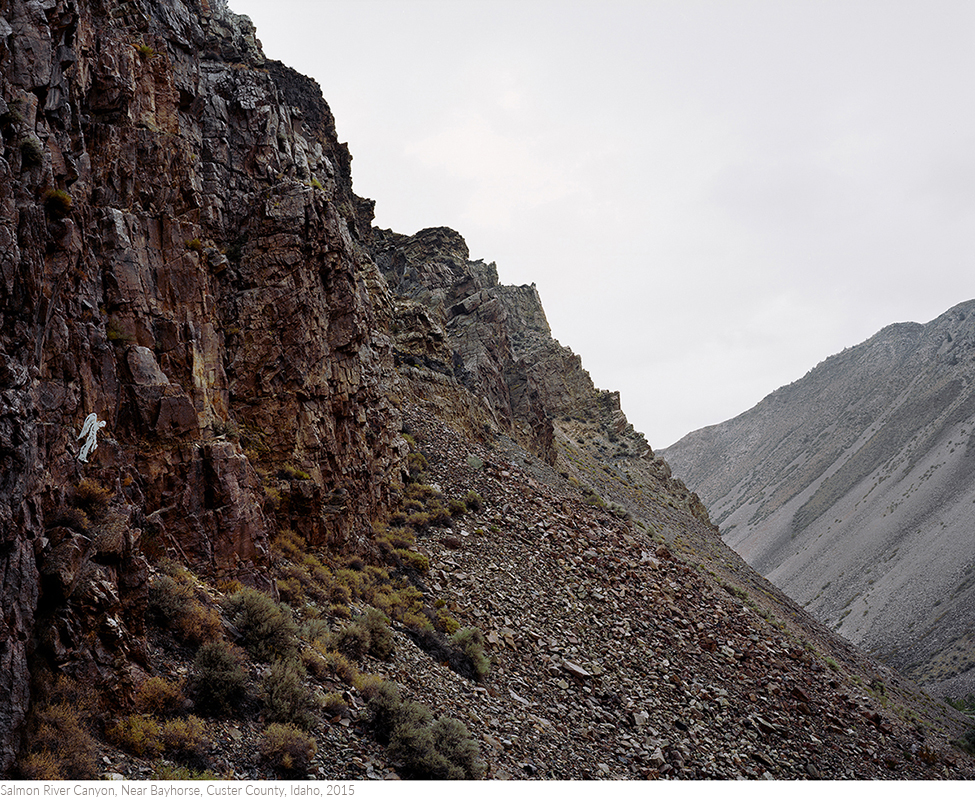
0, 0, 973, 780
663, 301, 975, 699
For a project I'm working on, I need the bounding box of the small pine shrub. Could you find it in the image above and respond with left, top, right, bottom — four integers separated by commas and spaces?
464, 491, 484, 512
224, 587, 298, 661
261, 659, 320, 730
189, 640, 248, 716
260, 723, 317, 776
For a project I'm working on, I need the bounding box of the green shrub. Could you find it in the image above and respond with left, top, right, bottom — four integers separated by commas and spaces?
388, 701, 442, 777
158, 716, 206, 759
430, 717, 485, 779
299, 616, 331, 643
189, 640, 248, 716
954, 726, 975, 757
450, 627, 490, 681
42, 188, 72, 217
395, 548, 430, 574
391, 712, 485, 780
135, 676, 186, 717
106, 714, 163, 757
332, 608, 396, 661
359, 679, 484, 780
224, 587, 298, 661
361, 608, 396, 660
149, 764, 220, 780
22, 703, 97, 779
407, 452, 427, 475
20, 136, 44, 166
448, 498, 467, 517
322, 692, 348, 718
260, 658, 320, 730
260, 723, 317, 776
359, 676, 403, 743
148, 573, 223, 646
426, 501, 453, 528
331, 621, 371, 660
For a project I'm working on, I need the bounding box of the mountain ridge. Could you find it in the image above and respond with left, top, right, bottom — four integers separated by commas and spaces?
663, 299, 975, 699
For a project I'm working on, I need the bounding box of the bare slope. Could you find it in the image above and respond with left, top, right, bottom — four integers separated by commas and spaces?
663, 300, 975, 696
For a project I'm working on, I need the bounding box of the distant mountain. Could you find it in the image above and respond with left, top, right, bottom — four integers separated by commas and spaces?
663, 300, 975, 697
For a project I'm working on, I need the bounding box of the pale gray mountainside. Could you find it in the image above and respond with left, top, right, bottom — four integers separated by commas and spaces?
662, 300, 975, 697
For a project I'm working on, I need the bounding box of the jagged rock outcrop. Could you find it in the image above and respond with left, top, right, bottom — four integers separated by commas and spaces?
366, 225, 713, 530
0, 0, 404, 770
663, 300, 975, 696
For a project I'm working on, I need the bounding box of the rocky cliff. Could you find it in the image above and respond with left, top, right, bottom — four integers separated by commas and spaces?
663, 300, 975, 698
0, 0, 973, 781
0, 0, 407, 770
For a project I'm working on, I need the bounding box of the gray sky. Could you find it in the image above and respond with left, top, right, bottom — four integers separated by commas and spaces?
228, 0, 974, 449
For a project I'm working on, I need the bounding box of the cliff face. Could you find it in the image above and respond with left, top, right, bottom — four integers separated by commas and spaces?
2, 0, 974, 781
0, 0, 707, 769
0, 0, 404, 769
663, 300, 975, 697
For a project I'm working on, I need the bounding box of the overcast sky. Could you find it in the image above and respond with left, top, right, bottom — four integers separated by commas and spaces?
228, 0, 974, 449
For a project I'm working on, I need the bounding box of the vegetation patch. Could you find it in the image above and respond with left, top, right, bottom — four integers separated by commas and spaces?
260, 723, 317, 776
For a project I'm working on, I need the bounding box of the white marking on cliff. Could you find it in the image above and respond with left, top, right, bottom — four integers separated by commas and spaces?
77, 413, 107, 463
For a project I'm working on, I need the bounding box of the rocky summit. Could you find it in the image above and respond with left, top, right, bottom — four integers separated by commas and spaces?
0, 0, 973, 781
